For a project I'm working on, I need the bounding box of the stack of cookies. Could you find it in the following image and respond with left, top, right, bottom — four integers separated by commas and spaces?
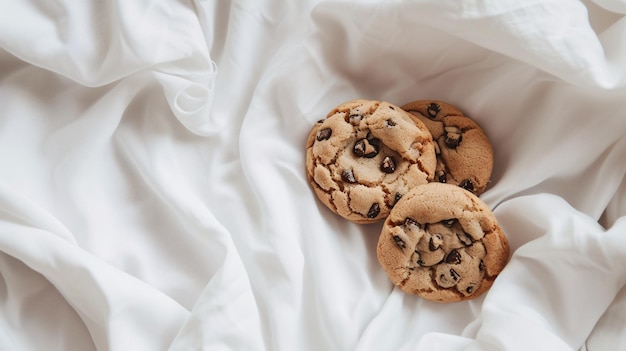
305, 99, 510, 303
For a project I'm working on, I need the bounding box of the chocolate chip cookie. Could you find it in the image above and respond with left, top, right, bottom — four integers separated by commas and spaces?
401, 100, 493, 195
376, 183, 509, 302
305, 99, 437, 223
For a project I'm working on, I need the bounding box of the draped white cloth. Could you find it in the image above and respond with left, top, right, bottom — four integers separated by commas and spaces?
1, 0, 625, 350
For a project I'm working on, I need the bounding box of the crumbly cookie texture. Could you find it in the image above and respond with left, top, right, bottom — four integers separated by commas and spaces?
306, 99, 437, 223
377, 183, 509, 302
401, 100, 494, 195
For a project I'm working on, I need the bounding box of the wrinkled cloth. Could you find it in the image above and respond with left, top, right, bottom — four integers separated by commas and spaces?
1, 0, 626, 350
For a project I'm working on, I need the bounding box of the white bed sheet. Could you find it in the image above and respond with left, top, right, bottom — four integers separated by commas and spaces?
1, 0, 626, 350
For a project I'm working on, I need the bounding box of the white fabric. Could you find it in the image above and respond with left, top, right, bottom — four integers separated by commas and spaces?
1, 0, 626, 350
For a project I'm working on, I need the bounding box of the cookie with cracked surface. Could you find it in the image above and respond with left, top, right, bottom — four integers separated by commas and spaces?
376, 182, 509, 302
305, 99, 437, 224
401, 100, 493, 195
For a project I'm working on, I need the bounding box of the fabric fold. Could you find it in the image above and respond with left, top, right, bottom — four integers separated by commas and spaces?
168, 245, 264, 351
312, 0, 626, 89
0, 184, 189, 351
0, 0, 209, 86
0, 0, 219, 136
153, 58, 220, 136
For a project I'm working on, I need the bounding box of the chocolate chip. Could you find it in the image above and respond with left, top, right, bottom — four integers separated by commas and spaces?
385, 119, 396, 127
365, 138, 380, 158
367, 203, 380, 218
353, 138, 380, 158
341, 169, 356, 183
479, 260, 485, 271
404, 218, 420, 228
353, 139, 366, 157
450, 269, 460, 282
429, 234, 443, 251
380, 156, 396, 173
316, 128, 332, 141
417, 259, 426, 266
438, 269, 460, 287
427, 103, 440, 118
459, 179, 474, 193
445, 250, 462, 264
389, 106, 395, 110
437, 171, 447, 183
392, 235, 406, 248
445, 133, 462, 148
465, 286, 474, 294
442, 219, 456, 227
349, 114, 363, 125
393, 193, 402, 206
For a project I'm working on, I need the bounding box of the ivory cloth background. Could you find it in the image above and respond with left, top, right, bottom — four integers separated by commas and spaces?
1, 0, 626, 350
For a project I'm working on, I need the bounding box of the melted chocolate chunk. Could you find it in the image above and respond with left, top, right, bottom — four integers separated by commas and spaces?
428, 234, 443, 251
349, 114, 363, 125
386, 119, 396, 127
367, 203, 380, 218
465, 286, 474, 294
445, 134, 462, 148
437, 171, 447, 183
365, 138, 380, 158
450, 269, 460, 282
427, 103, 441, 118
380, 156, 396, 173
404, 218, 420, 228
459, 179, 474, 193
393, 235, 406, 248
316, 128, 332, 141
353, 138, 380, 158
442, 219, 456, 228
393, 193, 403, 206
353, 139, 366, 157
341, 169, 356, 183
445, 249, 462, 264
